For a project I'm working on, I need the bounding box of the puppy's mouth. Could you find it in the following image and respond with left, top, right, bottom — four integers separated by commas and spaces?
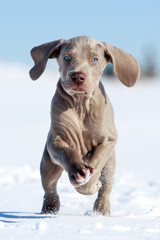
61, 81, 90, 95
70, 85, 86, 93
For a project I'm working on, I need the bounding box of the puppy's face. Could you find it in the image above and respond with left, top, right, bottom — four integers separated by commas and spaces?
57, 37, 108, 96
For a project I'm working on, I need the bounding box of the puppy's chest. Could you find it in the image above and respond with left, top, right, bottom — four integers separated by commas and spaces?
65, 110, 105, 157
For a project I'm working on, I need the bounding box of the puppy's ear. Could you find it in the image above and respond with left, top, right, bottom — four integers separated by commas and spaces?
102, 42, 140, 87
29, 39, 65, 80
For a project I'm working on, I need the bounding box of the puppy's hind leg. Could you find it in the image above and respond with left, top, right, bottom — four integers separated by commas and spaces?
40, 145, 63, 214
93, 152, 116, 216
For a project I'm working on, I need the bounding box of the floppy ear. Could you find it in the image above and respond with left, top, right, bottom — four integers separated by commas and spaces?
29, 39, 65, 80
102, 42, 140, 87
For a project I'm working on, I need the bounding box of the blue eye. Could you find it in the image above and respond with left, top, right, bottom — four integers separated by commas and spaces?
92, 57, 98, 63
64, 56, 71, 61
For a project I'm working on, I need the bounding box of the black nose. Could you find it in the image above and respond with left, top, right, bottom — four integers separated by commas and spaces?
71, 72, 86, 85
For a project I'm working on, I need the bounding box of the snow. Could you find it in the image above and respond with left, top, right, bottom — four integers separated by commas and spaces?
0, 62, 160, 239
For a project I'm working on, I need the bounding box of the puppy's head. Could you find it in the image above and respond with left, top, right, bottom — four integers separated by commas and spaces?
29, 36, 140, 95
56, 36, 109, 96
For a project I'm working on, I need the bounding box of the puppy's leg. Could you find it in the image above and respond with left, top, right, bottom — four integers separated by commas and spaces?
76, 139, 116, 196
93, 152, 115, 216
48, 138, 94, 188
40, 145, 63, 214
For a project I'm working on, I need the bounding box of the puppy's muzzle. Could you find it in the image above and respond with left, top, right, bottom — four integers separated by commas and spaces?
71, 72, 86, 86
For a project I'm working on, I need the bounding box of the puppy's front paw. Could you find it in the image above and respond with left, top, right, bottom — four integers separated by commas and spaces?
68, 163, 95, 187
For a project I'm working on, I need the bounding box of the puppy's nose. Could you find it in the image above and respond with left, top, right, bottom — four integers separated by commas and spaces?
71, 72, 86, 85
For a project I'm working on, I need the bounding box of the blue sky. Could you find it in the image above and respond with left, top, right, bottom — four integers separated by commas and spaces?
0, 0, 160, 68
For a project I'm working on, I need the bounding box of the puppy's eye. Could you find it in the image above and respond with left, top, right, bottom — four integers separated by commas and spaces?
91, 57, 98, 63
64, 56, 71, 61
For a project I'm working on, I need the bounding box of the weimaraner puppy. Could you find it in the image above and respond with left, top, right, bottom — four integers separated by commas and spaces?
29, 36, 140, 215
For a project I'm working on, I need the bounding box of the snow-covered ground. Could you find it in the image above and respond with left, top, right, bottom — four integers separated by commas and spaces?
0, 62, 160, 239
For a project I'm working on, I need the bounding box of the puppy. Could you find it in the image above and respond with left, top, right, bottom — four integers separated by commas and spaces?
29, 36, 139, 215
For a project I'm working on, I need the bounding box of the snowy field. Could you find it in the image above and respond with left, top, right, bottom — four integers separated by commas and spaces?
0, 62, 160, 239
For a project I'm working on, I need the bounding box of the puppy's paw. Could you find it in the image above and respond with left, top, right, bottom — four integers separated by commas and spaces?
93, 197, 111, 216
41, 194, 60, 214
68, 163, 95, 187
